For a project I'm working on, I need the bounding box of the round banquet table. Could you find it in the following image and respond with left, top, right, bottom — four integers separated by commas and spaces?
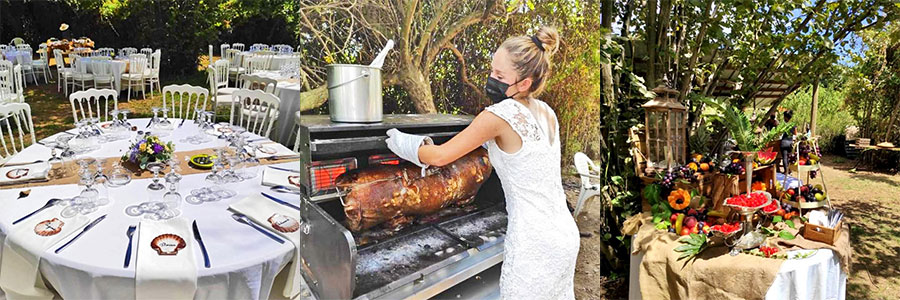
252, 71, 302, 146
0, 119, 301, 300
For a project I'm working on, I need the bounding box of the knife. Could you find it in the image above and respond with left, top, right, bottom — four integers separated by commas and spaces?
268, 166, 300, 173
55, 215, 107, 254
192, 220, 211, 268
178, 118, 188, 128
260, 192, 301, 211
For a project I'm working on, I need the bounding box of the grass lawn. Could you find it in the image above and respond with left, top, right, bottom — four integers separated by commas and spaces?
820, 155, 900, 299
24, 56, 214, 142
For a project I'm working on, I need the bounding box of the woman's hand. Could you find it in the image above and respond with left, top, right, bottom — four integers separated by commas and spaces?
384, 128, 433, 168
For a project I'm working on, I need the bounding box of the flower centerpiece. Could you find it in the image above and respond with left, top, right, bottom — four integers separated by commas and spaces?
121, 135, 174, 169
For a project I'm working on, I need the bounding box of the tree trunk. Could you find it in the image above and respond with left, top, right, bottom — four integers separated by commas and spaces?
399, 66, 437, 113
645, 0, 657, 87
299, 85, 329, 112
809, 77, 819, 137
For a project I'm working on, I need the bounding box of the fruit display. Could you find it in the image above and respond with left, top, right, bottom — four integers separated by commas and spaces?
793, 136, 820, 166
720, 157, 747, 175
756, 147, 778, 165
782, 183, 826, 203
668, 189, 691, 210
757, 246, 780, 258
751, 181, 767, 192
688, 153, 716, 173
666, 208, 712, 236
709, 222, 742, 235
725, 192, 771, 208
761, 199, 780, 214
659, 165, 700, 190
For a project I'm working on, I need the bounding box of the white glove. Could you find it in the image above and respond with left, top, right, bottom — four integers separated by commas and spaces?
385, 128, 433, 175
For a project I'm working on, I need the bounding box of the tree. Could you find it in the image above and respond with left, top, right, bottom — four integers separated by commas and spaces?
296, 0, 504, 114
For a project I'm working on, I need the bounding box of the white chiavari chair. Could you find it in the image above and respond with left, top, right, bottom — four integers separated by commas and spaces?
162, 84, 209, 121
69, 88, 117, 123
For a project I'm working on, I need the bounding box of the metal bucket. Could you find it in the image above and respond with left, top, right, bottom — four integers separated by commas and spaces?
326, 64, 383, 123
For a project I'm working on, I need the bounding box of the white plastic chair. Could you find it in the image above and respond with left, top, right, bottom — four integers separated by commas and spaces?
229, 89, 280, 137
144, 50, 161, 94
0, 65, 26, 104
140, 48, 153, 57
69, 55, 94, 93
32, 49, 51, 83
15, 49, 39, 85
122, 56, 147, 100
573, 152, 604, 217
220, 44, 230, 59
53, 49, 72, 94
0, 103, 36, 165
231, 43, 245, 51
238, 73, 277, 94
226, 49, 246, 81
163, 84, 209, 121
91, 60, 115, 89
0, 61, 15, 103
15, 44, 31, 52
247, 55, 271, 74
69, 88, 118, 123
120, 47, 137, 57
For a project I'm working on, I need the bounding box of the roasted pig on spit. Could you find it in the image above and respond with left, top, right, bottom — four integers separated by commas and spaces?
335, 148, 492, 232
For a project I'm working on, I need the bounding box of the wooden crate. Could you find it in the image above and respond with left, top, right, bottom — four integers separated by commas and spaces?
738, 164, 778, 196
802, 220, 843, 245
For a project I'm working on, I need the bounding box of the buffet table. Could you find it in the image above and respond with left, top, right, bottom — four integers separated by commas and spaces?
626, 215, 850, 300
0, 119, 307, 300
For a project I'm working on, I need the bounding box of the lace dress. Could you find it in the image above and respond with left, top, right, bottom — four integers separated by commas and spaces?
484, 99, 580, 299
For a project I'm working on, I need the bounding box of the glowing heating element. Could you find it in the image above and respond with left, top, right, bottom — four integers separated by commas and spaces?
309, 158, 357, 192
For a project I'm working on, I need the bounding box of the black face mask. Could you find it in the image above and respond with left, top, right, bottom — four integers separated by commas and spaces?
484, 76, 523, 104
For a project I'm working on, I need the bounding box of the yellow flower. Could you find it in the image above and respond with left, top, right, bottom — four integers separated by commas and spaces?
139, 143, 147, 152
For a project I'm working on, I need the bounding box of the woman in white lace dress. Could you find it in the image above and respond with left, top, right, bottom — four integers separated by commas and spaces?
385, 26, 580, 299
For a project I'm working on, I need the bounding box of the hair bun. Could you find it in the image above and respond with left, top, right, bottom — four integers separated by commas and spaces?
536, 26, 560, 56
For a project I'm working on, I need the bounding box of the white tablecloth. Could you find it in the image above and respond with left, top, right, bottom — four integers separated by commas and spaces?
82, 58, 128, 91
239, 53, 296, 71
253, 71, 302, 146
0, 119, 303, 300
628, 243, 847, 300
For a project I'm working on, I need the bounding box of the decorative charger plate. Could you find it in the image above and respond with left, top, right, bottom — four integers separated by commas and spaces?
6, 168, 29, 179
189, 154, 216, 169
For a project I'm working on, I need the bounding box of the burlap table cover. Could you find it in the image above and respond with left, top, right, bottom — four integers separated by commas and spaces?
628, 214, 783, 300
2, 148, 298, 189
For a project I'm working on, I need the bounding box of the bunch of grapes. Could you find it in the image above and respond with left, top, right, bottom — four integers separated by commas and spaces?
720, 160, 745, 175
659, 165, 696, 189
798, 141, 812, 159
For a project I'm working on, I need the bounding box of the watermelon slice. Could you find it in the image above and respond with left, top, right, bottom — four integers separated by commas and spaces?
756, 147, 777, 165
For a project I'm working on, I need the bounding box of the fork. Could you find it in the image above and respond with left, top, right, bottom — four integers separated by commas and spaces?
124, 225, 136, 268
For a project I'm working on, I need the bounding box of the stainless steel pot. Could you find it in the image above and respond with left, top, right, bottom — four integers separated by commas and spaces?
326, 64, 383, 123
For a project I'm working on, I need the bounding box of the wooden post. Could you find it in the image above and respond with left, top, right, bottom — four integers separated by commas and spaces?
810, 77, 819, 137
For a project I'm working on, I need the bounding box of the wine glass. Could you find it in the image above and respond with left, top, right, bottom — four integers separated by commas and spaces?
93, 158, 108, 185
205, 150, 224, 184
149, 107, 161, 129
163, 170, 182, 211
76, 158, 99, 201
146, 162, 166, 191
120, 109, 132, 127
158, 107, 173, 129
106, 161, 132, 187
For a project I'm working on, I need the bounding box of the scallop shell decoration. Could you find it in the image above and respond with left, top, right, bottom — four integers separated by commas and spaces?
268, 213, 300, 233
287, 175, 302, 188
34, 218, 65, 236
151, 234, 186, 255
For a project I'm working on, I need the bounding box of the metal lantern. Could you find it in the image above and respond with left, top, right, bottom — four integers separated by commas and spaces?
643, 83, 687, 174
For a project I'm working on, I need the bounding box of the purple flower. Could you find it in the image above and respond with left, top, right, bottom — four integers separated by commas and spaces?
153, 143, 164, 153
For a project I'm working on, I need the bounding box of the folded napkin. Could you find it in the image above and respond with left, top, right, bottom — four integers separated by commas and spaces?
250, 142, 296, 159
229, 194, 302, 298
261, 166, 301, 190
135, 218, 198, 300
0, 162, 50, 186
0, 206, 90, 300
